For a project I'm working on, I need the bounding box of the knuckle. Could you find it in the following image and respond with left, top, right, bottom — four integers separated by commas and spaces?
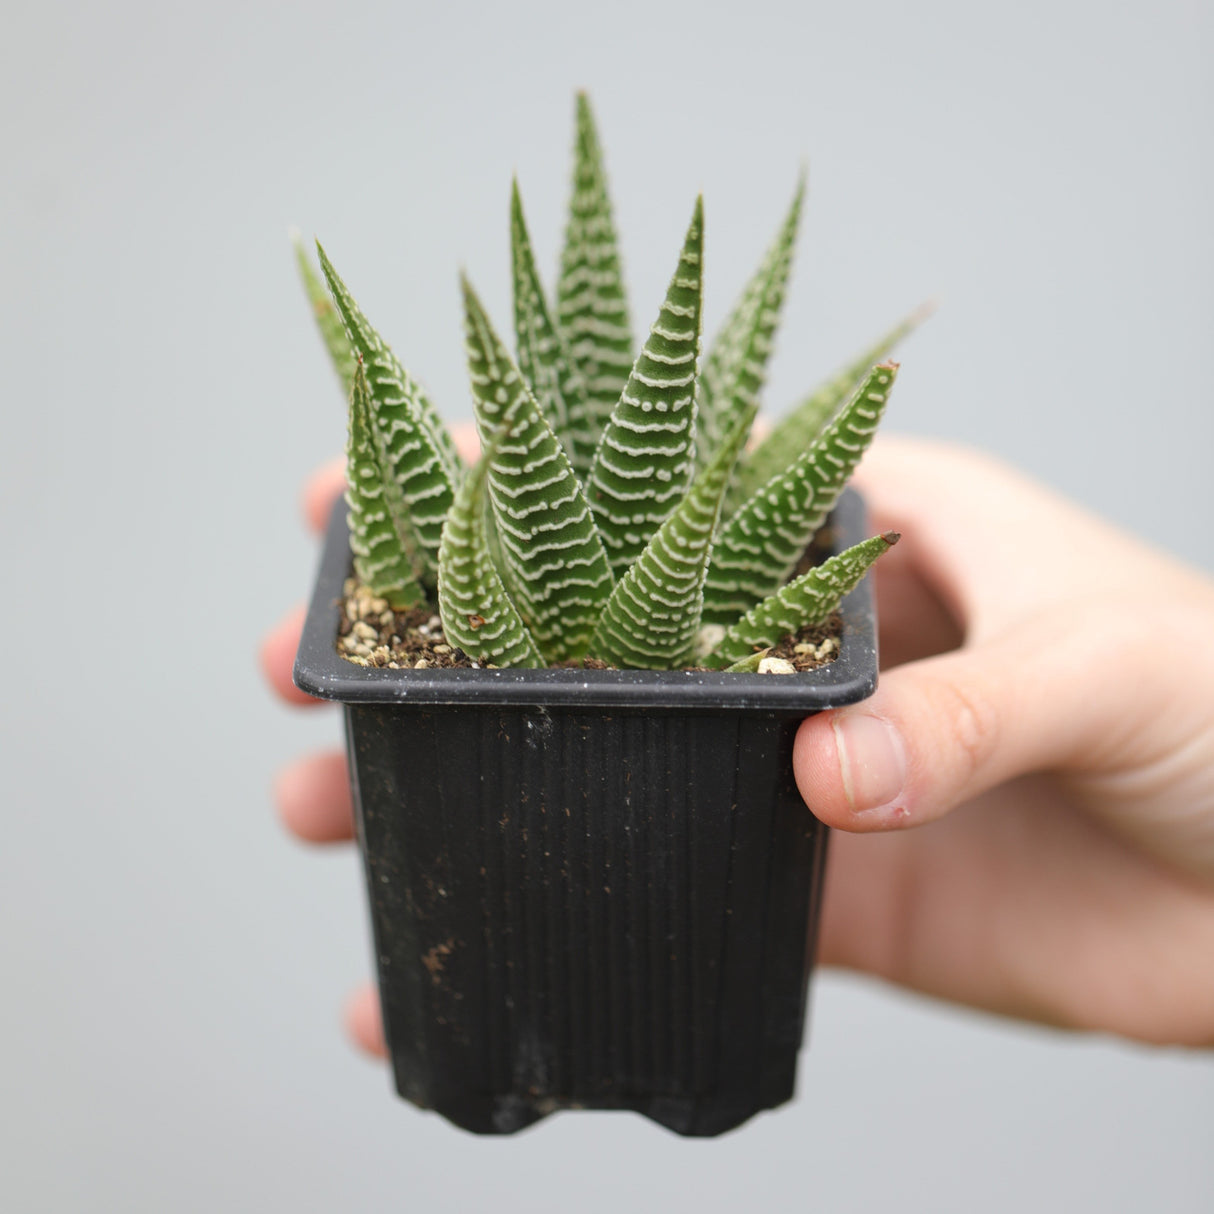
935, 673, 1001, 784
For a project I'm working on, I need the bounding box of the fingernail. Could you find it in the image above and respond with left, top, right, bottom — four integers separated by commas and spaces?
831, 713, 907, 814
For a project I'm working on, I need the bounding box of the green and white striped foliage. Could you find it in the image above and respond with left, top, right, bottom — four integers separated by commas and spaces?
556, 93, 634, 454
510, 180, 593, 474
696, 174, 804, 470
436, 419, 545, 670
587, 196, 705, 578
317, 244, 462, 584
727, 302, 932, 513
462, 276, 614, 663
710, 532, 899, 669
345, 359, 425, 610
297, 93, 914, 673
589, 405, 754, 670
701, 361, 898, 626
294, 234, 356, 394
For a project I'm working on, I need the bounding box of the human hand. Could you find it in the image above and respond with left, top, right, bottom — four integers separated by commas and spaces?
796, 437, 1214, 1045
261, 433, 1214, 1055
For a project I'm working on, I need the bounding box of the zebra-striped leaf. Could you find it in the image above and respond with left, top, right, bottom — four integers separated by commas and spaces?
709, 532, 899, 669
294, 232, 356, 394
696, 173, 804, 469
437, 417, 545, 669
557, 92, 634, 459
702, 362, 898, 626
346, 359, 425, 610
316, 243, 461, 583
463, 276, 614, 662
727, 302, 932, 513
511, 179, 591, 472
589, 405, 754, 670
586, 196, 704, 577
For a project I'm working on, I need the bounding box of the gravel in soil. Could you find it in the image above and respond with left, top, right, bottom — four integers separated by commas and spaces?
336, 579, 842, 673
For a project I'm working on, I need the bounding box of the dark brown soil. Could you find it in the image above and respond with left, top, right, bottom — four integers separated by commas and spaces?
337, 578, 842, 674
761, 613, 843, 671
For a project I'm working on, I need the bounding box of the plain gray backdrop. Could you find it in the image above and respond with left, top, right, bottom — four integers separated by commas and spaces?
2, 1, 1211, 1210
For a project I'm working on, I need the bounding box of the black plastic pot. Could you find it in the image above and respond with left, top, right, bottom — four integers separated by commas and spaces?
294, 488, 880, 1137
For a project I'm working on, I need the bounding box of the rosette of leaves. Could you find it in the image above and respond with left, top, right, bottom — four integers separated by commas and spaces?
296, 94, 928, 672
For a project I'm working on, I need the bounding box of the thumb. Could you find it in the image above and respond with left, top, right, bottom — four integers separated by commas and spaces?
793, 608, 1162, 832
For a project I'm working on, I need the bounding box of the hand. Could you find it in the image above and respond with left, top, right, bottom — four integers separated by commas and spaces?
261, 434, 1214, 1055
796, 437, 1214, 1045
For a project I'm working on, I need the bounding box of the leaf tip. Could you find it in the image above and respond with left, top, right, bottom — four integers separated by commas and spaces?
313, 238, 336, 280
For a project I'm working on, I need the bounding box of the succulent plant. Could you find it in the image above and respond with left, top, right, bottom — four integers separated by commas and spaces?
296, 94, 928, 672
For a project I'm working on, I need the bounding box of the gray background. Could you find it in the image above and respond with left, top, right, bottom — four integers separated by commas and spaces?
2, 0, 1211, 1210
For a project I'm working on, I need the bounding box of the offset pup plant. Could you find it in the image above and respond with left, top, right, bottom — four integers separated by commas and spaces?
292, 93, 927, 1136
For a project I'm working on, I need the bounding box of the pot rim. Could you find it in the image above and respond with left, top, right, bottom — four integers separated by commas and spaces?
294, 487, 879, 714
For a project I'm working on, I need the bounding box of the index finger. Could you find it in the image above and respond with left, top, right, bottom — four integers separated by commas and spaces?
301, 422, 483, 536
303, 456, 347, 535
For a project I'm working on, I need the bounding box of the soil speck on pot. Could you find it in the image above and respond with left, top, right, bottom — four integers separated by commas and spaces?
422, 939, 455, 984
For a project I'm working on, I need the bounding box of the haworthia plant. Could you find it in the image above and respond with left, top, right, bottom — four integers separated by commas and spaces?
294, 233, 355, 394
345, 359, 425, 610
436, 414, 545, 670
701, 362, 898, 626
300, 93, 926, 671
510, 180, 591, 473
462, 275, 614, 663
557, 93, 634, 454
316, 243, 461, 584
695, 174, 804, 470
316, 243, 465, 491
589, 407, 754, 669
586, 196, 704, 577
727, 302, 934, 513
710, 533, 900, 669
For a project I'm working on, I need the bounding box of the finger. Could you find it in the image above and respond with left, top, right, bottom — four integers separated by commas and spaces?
344, 984, 387, 1058
450, 420, 479, 464
274, 751, 354, 843
869, 547, 964, 669
816, 782, 1214, 1044
303, 456, 347, 535
302, 423, 481, 536
852, 437, 1196, 642
793, 603, 1177, 835
260, 605, 325, 707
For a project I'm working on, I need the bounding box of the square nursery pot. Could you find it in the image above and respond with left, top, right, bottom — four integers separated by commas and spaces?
294, 487, 880, 1137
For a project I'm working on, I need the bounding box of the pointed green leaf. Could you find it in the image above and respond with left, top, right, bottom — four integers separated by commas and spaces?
727, 302, 933, 512
463, 276, 615, 663
556, 92, 634, 452
511, 179, 593, 473
696, 174, 804, 469
315, 242, 464, 490
294, 231, 356, 394
586, 196, 704, 577
589, 405, 754, 670
437, 421, 544, 670
345, 360, 425, 611
722, 649, 770, 673
316, 243, 461, 583
702, 362, 898, 626
708, 532, 899, 669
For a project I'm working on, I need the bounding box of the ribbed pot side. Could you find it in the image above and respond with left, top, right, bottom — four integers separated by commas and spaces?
295, 488, 879, 1137
345, 702, 829, 1137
